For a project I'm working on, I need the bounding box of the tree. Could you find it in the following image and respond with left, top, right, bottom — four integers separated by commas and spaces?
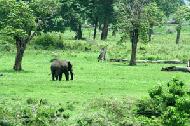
174, 5, 190, 44
60, 0, 86, 40
117, 0, 149, 66
144, 2, 164, 42
29, 0, 63, 33
99, 0, 114, 40
85, 0, 100, 40
154, 0, 184, 17
0, 0, 37, 71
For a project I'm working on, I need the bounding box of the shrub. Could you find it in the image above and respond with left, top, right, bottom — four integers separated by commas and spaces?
136, 78, 190, 125
136, 98, 163, 118
32, 32, 64, 50
162, 107, 187, 126
176, 97, 190, 116
0, 42, 13, 52
149, 86, 163, 98
71, 98, 139, 126
26, 97, 38, 104
167, 78, 185, 97
0, 99, 69, 126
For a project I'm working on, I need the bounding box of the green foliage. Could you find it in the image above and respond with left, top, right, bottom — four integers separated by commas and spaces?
154, 0, 183, 17
60, 0, 86, 32
32, 32, 96, 51
162, 107, 187, 126
149, 86, 163, 98
167, 78, 185, 97
32, 32, 64, 50
73, 98, 138, 126
0, 35, 14, 52
137, 98, 163, 117
145, 2, 165, 27
176, 97, 190, 115
116, 0, 149, 42
174, 5, 190, 24
0, 99, 69, 126
0, 0, 36, 39
30, 0, 63, 32
137, 78, 190, 125
0, 0, 14, 29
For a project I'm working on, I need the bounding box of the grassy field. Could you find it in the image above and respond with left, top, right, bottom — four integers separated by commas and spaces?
1, 50, 190, 107
1, 25, 190, 125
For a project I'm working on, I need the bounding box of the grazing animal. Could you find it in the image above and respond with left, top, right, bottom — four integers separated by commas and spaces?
50, 60, 73, 81
98, 48, 106, 62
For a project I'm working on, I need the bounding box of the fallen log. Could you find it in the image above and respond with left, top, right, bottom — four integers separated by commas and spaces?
110, 59, 183, 64
110, 59, 128, 62
161, 66, 190, 73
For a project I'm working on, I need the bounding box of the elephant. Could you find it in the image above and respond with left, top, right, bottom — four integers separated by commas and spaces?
50, 59, 73, 81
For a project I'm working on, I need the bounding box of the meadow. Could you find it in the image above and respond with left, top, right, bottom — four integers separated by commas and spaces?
0, 25, 190, 125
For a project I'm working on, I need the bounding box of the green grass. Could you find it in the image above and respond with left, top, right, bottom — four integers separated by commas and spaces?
1, 25, 190, 125
1, 50, 190, 108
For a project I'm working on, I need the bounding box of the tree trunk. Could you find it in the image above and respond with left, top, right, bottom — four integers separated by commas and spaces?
148, 25, 153, 42
13, 38, 26, 71
129, 28, 139, 66
93, 17, 98, 40
75, 24, 82, 40
176, 24, 181, 44
99, 23, 102, 31
101, 17, 109, 40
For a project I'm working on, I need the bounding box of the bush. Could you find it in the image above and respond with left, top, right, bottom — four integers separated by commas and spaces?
0, 35, 14, 52
63, 40, 92, 51
176, 97, 190, 115
136, 78, 190, 126
149, 86, 163, 98
136, 98, 163, 118
0, 99, 69, 126
162, 107, 187, 126
71, 98, 139, 126
32, 32, 64, 50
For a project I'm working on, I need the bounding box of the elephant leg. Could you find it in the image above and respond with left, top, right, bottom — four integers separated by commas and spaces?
59, 74, 62, 81
51, 70, 56, 81
70, 70, 73, 80
52, 73, 55, 81
55, 71, 60, 81
64, 71, 69, 81
55, 75, 59, 81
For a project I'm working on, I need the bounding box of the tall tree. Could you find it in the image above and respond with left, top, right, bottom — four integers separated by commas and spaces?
0, 0, 37, 71
60, 0, 87, 40
154, 0, 184, 17
174, 5, 190, 44
29, 0, 63, 33
145, 2, 164, 42
99, 0, 114, 40
117, 0, 149, 66
86, 0, 100, 40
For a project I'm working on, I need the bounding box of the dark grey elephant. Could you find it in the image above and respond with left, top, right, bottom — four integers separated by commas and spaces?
50, 59, 73, 81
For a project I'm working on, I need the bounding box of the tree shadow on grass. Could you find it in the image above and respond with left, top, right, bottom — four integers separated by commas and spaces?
0, 69, 34, 73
